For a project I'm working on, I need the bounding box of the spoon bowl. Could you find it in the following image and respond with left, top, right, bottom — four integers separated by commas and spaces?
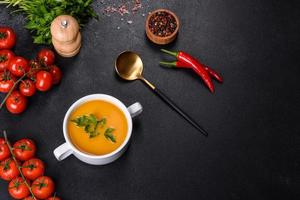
115, 51, 144, 81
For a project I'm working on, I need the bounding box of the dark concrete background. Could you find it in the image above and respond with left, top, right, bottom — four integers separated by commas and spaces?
0, 0, 299, 199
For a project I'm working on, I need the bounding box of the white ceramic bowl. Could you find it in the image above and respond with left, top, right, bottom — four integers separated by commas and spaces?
53, 94, 142, 165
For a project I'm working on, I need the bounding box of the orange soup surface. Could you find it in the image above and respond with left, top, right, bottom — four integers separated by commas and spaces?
68, 100, 128, 155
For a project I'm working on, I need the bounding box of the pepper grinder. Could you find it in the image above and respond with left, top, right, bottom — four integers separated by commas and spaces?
50, 15, 81, 57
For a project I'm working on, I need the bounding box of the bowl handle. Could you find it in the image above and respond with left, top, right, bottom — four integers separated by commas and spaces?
53, 143, 73, 161
127, 102, 143, 118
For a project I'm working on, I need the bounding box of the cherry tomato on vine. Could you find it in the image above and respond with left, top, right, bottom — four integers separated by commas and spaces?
0, 70, 16, 93
49, 65, 62, 85
22, 158, 45, 181
19, 79, 36, 97
32, 176, 55, 199
35, 71, 53, 91
37, 49, 55, 66
27, 59, 41, 80
23, 197, 36, 200
6, 91, 27, 114
0, 158, 20, 181
8, 177, 30, 199
8, 56, 29, 77
0, 138, 10, 161
13, 139, 36, 161
0, 49, 14, 72
0, 27, 16, 49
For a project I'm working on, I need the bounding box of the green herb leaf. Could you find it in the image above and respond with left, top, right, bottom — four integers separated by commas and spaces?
89, 114, 97, 125
104, 128, 116, 143
71, 114, 105, 138
98, 118, 106, 128
71, 115, 90, 127
89, 130, 100, 138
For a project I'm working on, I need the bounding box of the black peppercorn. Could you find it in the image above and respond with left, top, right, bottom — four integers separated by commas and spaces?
148, 11, 177, 37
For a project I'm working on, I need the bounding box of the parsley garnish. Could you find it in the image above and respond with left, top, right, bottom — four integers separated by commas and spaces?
71, 114, 116, 142
104, 128, 116, 143
71, 114, 106, 138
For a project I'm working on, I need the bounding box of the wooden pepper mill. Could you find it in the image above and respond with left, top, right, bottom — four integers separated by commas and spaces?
51, 15, 81, 57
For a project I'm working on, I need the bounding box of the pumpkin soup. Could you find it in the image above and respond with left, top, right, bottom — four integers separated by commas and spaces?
68, 100, 128, 155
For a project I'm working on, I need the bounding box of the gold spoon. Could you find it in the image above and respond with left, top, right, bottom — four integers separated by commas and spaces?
115, 51, 208, 137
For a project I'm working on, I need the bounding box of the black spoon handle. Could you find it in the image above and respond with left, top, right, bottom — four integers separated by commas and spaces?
153, 87, 208, 137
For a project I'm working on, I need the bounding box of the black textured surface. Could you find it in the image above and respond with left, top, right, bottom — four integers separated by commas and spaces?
0, 1, 299, 199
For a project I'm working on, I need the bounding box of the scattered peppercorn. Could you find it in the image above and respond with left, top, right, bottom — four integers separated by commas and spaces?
149, 11, 177, 37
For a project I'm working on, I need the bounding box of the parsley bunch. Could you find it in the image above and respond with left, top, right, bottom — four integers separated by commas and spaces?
0, 0, 97, 44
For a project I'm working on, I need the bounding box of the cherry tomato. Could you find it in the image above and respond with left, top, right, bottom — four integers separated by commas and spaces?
27, 60, 41, 80
13, 139, 36, 161
8, 177, 30, 199
19, 79, 36, 97
0, 27, 16, 49
32, 176, 55, 199
37, 49, 55, 66
0, 158, 20, 181
6, 91, 27, 114
47, 197, 61, 200
0, 49, 14, 72
35, 71, 52, 91
23, 197, 36, 200
22, 158, 45, 181
0, 70, 16, 93
49, 65, 62, 85
8, 56, 29, 77
0, 138, 10, 161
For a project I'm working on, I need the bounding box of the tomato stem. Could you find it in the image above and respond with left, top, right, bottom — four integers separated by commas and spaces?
0, 55, 7, 62
0, 32, 7, 39
3, 130, 38, 200
0, 72, 27, 110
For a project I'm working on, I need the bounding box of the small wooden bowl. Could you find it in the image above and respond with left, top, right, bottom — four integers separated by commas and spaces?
145, 9, 180, 45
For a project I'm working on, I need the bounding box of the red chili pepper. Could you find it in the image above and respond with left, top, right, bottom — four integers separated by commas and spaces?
160, 49, 216, 92
160, 60, 223, 83
203, 65, 223, 83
